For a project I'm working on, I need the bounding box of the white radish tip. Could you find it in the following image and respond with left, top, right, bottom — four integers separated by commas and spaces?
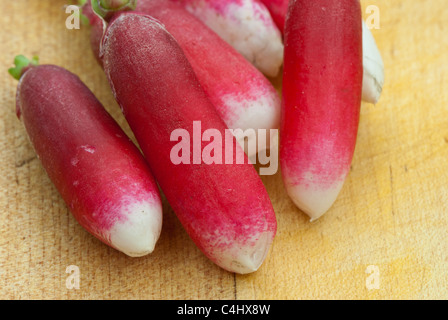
110, 200, 163, 257
285, 179, 346, 222
362, 71, 383, 105
362, 21, 385, 104
226, 92, 281, 160
221, 230, 274, 274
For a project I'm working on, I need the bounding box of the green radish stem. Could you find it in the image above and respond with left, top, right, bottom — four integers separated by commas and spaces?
100, 0, 136, 10
8, 55, 39, 80
91, 0, 136, 19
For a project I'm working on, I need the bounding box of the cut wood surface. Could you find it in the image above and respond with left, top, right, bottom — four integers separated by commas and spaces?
1, 0, 447, 299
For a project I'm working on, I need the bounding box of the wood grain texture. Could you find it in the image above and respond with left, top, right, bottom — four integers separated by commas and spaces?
1, 0, 447, 299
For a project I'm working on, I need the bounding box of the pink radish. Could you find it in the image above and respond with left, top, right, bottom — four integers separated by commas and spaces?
280, 0, 363, 220
10, 56, 163, 256
84, 0, 280, 159
171, 0, 284, 77
260, 0, 385, 104
100, 13, 277, 273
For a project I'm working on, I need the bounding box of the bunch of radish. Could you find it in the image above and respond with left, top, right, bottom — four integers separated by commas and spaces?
9, 0, 384, 273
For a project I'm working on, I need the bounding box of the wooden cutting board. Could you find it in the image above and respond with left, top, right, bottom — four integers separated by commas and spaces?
1, 0, 447, 299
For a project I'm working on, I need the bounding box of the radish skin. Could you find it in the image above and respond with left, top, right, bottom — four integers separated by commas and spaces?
172, 0, 284, 77
14, 63, 163, 256
101, 13, 277, 274
261, 0, 384, 104
281, 0, 363, 220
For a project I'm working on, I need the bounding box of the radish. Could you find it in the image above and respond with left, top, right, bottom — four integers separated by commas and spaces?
280, 0, 363, 220
100, 13, 277, 273
171, 0, 284, 77
83, 0, 281, 159
260, 0, 384, 104
9, 56, 163, 257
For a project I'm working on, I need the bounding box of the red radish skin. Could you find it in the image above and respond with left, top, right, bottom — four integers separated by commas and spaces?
259, 0, 385, 104
101, 13, 277, 274
84, 0, 280, 157
15, 64, 163, 256
281, 0, 363, 220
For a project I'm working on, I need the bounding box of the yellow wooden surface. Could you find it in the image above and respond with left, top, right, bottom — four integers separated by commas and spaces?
1, 0, 447, 300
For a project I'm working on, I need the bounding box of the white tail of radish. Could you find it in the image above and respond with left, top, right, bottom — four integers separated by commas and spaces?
362, 21, 385, 104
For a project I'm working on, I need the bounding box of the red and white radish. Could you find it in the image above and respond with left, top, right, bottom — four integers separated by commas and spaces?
100, 13, 277, 274
260, 0, 384, 104
10, 57, 163, 256
172, 0, 284, 77
280, 0, 363, 220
